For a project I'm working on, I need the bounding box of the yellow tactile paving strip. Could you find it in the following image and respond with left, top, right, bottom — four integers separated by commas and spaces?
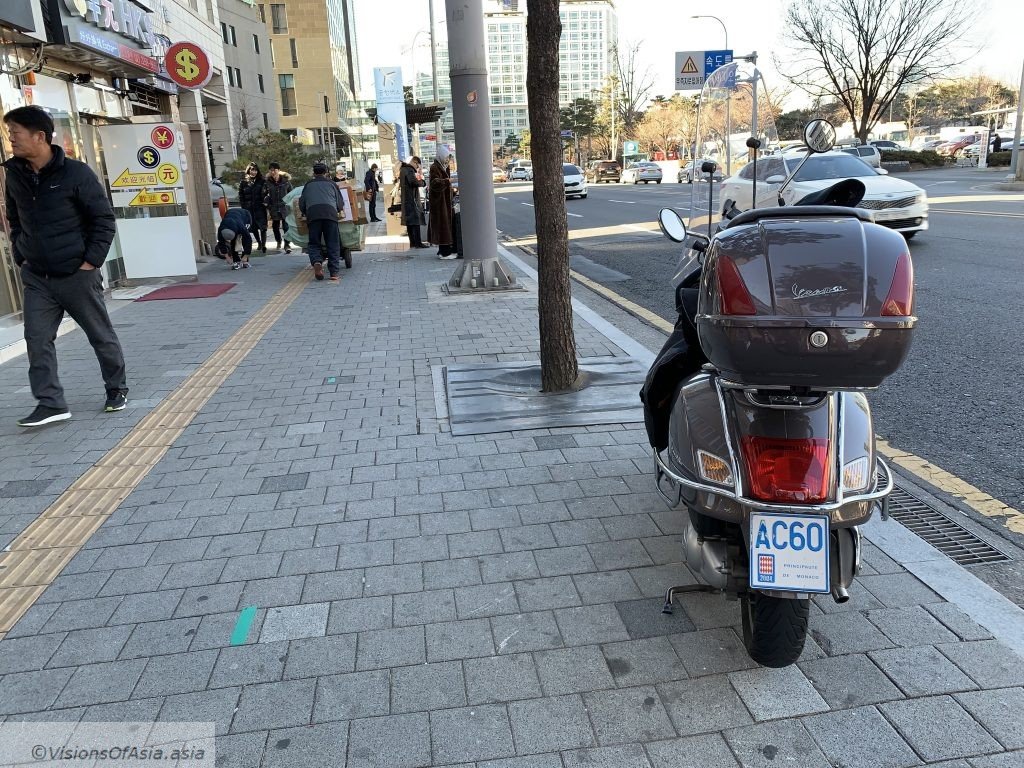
0, 269, 311, 641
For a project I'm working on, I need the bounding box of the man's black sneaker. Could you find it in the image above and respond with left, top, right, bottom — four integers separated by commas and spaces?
104, 390, 128, 412
17, 405, 71, 428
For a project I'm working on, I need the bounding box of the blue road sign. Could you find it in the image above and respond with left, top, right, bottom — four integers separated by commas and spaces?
675, 49, 734, 91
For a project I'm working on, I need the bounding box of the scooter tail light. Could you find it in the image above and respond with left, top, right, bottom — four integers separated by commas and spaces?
740, 436, 832, 504
716, 256, 757, 315
881, 252, 914, 316
842, 457, 871, 492
697, 450, 733, 485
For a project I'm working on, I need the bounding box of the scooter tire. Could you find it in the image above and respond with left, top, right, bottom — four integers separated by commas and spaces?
740, 591, 809, 668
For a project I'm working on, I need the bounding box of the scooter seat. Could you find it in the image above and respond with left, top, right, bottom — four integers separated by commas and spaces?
723, 205, 873, 229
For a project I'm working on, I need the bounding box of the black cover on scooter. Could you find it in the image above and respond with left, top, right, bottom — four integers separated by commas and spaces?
640, 269, 706, 450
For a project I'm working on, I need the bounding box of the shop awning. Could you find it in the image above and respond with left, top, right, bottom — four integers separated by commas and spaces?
365, 102, 447, 125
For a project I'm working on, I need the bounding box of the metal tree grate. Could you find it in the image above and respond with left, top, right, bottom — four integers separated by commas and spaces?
887, 486, 1011, 566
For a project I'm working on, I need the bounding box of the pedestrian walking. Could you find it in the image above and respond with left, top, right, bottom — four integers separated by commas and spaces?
364, 163, 381, 222
299, 162, 344, 282
400, 156, 428, 249
216, 207, 254, 269
992, 132, 1002, 153
428, 147, 457, 259
239, 162, 269, 253
264, 162, 293, 252
2, 105, 128, 427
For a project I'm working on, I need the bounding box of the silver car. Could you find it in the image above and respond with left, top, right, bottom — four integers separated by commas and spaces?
621, 162, 663, 184
840, 145, 881, 168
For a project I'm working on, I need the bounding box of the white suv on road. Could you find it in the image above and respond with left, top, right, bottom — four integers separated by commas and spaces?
563, 164, 588, 199
718, 151, 928, 239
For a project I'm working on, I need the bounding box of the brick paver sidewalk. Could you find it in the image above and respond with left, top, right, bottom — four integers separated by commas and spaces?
0, 225, 1022, 768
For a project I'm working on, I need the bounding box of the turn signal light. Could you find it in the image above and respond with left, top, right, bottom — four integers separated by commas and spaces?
740, 436, 831, 504
697, 450, 733, 485
842, 457, 870, 492
717, 256, 756, 315
881, 252, 914, 316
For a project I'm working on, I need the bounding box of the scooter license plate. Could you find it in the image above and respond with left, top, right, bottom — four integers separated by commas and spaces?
749, 513, 831, 594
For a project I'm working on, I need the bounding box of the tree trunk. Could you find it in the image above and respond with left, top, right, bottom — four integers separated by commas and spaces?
527, 0, 579, 392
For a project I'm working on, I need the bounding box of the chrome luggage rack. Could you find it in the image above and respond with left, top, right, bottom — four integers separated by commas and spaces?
654, 448, 893, 519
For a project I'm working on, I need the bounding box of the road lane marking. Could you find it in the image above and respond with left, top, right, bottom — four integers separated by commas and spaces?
929, 194, 1024, 204
621, 223, 663, 236
608, 199, 636, 204
0, 268, 312, 641
498, 197, 509, 200
504, 221, 665, 248
521, 202, 534, 207
567, 212, 583, 218
930, 209, 1024, 219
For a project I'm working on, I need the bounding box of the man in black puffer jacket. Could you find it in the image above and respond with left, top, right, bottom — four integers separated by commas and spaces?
3, 106, 128, 428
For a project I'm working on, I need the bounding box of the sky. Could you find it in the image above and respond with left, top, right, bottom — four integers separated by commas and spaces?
353, 0, 1024, 108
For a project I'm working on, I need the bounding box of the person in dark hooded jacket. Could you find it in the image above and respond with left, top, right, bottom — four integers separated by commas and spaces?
2, 105, 128, 427
399, 157, 428, 248
238, 162, 268, 254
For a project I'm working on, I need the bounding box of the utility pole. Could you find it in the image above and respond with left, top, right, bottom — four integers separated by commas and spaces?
692, 15, 729, 176
1011, 58, 1024, 182
445, 0, 516, 290
428, 0, 443, 149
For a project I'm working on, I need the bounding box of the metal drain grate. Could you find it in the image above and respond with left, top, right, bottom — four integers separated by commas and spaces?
887, 485, 1011, 566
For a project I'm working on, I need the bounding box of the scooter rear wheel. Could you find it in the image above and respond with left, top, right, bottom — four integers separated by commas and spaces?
740, 591, 809, 668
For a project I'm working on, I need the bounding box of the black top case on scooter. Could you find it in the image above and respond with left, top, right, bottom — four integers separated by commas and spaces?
697, 209, 917, 390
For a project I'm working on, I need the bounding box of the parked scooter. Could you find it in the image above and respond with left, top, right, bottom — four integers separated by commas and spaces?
643, 120, 917, 667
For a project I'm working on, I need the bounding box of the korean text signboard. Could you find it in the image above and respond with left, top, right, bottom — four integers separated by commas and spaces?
675, 49, 734, 91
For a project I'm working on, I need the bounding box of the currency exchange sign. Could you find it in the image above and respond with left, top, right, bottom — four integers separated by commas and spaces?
164, 42, 213, 90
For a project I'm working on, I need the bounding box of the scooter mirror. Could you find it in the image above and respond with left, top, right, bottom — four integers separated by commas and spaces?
700, 160, 718, 175
658, 208, 688, 243
803, 119, 837, 153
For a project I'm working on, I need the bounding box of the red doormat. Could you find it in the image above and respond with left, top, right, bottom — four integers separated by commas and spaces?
136, 283, 236, 301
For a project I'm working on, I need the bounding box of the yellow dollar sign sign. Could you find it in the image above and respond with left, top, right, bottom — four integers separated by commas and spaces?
175, 49, 200, 82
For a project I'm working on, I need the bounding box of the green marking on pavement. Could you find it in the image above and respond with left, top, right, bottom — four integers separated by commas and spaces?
326, 376, 337, 384
230, 605, 258, 645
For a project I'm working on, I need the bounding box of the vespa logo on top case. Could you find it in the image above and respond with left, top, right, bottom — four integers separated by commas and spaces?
791, 284, 848, 300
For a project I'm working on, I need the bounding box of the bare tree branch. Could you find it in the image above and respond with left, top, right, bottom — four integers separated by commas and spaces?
777, 0, 975, 142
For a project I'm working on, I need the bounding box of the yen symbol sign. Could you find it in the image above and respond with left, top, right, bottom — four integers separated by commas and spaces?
137, 146, 160, 169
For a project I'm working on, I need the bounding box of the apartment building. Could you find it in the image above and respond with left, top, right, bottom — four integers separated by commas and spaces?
218, 0, 280, 148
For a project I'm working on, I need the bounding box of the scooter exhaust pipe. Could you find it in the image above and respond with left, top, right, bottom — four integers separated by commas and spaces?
831, 585, 850, 604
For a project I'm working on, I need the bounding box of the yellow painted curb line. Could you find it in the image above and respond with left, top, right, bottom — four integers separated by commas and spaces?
877, 439, 1024, 535
0, 269, 311, 641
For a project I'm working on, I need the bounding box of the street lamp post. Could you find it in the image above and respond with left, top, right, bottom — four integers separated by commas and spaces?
428, 0, 442, 150
691, 14, 730, 176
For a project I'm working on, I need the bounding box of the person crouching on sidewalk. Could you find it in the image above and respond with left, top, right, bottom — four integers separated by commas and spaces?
216, 207, 253, 269
299, 162, 344, 282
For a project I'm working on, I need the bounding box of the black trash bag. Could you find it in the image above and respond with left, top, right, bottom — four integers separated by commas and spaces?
640, 271, 707, 451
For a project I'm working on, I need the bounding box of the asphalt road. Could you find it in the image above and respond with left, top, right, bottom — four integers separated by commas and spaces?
494, 167, 1024, 525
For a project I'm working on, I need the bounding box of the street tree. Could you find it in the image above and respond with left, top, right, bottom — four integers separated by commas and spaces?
224, 130, 313, 185
893, 77, 1017, 128
779, 0, 974, 143
559, 98, 599, 163
635, 94, 696, 158
527, 0, 579, 392
613, 42, 655, 139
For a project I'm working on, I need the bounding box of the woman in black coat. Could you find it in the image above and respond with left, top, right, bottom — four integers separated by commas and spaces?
399, 157, 428, 248
238, 162, 269, 253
